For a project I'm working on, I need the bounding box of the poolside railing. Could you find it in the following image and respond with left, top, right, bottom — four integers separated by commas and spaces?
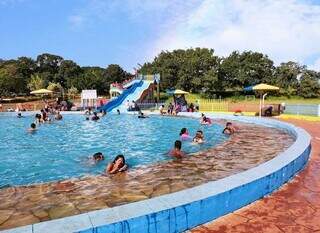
185, 97, 320, 116
284, 104, 320, 116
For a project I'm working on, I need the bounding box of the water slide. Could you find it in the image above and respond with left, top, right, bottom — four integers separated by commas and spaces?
99, 80, 153, 113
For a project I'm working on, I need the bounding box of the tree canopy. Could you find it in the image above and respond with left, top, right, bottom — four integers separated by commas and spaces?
140, 48, 320, 98
0, 49, 319, 98
0, 54, 130, 97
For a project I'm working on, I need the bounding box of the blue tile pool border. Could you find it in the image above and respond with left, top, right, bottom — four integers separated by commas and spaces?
1, 113, 312, 233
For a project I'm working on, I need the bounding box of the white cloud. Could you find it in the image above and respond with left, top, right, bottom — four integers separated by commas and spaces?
150, 0, 320, 70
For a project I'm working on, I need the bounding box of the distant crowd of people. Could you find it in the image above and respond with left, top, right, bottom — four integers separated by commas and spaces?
159, 102, 199, 115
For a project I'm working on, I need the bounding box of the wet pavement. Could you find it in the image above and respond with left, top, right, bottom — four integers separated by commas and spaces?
0, 120, 294, 230
190, 119, 320, 233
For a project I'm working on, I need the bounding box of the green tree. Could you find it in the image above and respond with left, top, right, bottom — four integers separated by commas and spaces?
55, 60, 82, 88
139, 48, 220, 93
67, 86, 79, 99
36, 53, 64, 84
298, 70, 320, 98
27, 74, 46, 91
16, 57, 36, 79
201, 69, 221, 97
47, 82, 63, 93
69, 67, 107, 95
274, 62, 304, 96
103, 64, 128, 84
0, 60, 28, 95
0, 66, 14, 96
219, 51, 275, 91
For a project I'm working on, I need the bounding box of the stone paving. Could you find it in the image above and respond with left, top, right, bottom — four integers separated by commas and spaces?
0, 121, 294, 230
190, 119, 320, 233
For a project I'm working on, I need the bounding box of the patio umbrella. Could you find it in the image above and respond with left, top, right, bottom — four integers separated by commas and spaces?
166, 89, 189, 95
30, 89, 53, 95
244, 83, 279, 117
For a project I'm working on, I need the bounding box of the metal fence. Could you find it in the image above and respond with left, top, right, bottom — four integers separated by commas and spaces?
137, 102, 166, 111
284, 104, 320, 116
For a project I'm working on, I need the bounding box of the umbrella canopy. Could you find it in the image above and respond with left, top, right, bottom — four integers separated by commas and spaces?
243, 83, 280, 117
166, 89, 189, 95
244, 83, 279, 91
30, 89, 53, 95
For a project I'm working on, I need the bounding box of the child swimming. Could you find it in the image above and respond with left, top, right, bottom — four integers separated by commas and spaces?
223, 122, 236, 135
200, 113, 212, 125
179, 128, 192, 140
106, 154, 128, 174
28, 123, 37, 132
92, 152, 105, 162
193, 130, 204, 144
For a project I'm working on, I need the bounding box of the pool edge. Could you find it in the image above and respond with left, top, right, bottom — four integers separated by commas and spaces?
1, 113, 312, 233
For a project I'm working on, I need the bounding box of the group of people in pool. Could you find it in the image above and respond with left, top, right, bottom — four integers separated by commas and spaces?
199, 113, 236, 134
92, 153, 128, 174
26, 106, 63, 132
84, 107, 148, 121
169, 117, 237, 159
84, 108, 108, 121
24, 107, 236, 174
179, 127, 205, 143
91, 114, 237, 174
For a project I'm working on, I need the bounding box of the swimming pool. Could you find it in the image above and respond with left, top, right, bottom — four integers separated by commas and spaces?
0, 113, 228, 187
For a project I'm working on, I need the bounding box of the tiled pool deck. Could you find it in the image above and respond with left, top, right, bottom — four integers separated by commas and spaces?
190, 119, 319, 233
0, 114, 312, 233
0, 118, 294, 231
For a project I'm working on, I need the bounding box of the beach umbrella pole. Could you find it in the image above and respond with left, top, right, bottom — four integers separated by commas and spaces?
262, 93, 268, 108
259, 93, 262, 117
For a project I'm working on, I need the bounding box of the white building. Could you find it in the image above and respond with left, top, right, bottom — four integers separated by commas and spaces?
81, 90, 97, 109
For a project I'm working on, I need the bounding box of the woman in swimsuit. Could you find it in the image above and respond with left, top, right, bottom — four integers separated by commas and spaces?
106, 154, 128, 174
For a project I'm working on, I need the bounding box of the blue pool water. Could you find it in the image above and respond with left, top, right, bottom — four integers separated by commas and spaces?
0, 113, 228, 187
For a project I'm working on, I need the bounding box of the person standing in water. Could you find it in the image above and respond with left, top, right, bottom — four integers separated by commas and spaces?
91, 112, 100, 121
193, 130, 204, 144
180, 128, 192, 140
223, 122, 236, 135
28, 123, 37, 132
169, 140, 185, 158
55, 111, 63, 120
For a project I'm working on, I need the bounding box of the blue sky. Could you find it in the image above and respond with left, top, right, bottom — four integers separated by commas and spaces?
1, 0, 320, 72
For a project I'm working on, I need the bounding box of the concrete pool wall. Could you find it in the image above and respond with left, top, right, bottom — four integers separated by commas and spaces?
2, 113, 311, 233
